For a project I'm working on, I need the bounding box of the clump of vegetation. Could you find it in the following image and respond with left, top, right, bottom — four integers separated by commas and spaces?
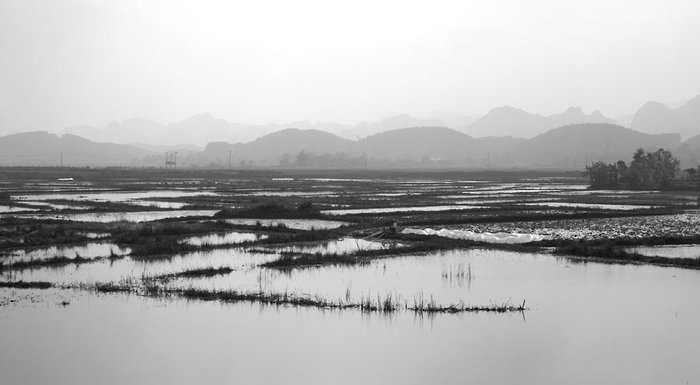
262, 252, 363, 269
129, 238, 194, 258
150, 267, 234, 281
110, 222, 221, 244
585, 148, 684, 189
441, 263, 473, 282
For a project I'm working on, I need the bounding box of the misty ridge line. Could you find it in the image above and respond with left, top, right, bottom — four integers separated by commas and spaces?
0, 122, 696, 170
41, 93, 700, 148
0, 93, 698, 169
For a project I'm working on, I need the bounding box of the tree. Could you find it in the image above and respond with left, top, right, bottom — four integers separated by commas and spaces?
647, 149, 679, 187
615, 160, 629, 185
628, 148, 649, 188
587, 148, 681, 189
681, 167, 697, 181
294, 150, 310, 167
585, 161, 617, 188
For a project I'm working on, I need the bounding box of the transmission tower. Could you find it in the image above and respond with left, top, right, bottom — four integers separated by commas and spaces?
165, 152, 177, 168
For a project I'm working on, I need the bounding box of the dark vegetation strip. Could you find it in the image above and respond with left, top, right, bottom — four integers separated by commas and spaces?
553, 240, 700, 269
375, 209, 677, 228
110, 220, 242, 244
539, 235, 700, 247
0, 255, 102, 271
0, 219, 251, 249
0, 281, 52, 289
150, 267, 234, 280
214, 202, 328, 220
261, 238, 484, 269
262, 233, 700, 270
173, 288, 527, 314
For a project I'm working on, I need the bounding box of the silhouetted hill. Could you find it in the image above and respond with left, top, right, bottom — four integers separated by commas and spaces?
7, 123, 694, 169
631, 102, 675, 134
467, 106, 616, 138
359, 127, 475, 164
631, 96, 700, 139
244, 128, 354, 161
676, 134, 700, 168
519, 124, 681, 167
471, 136, 528, 167
190, 124, 687, 168
63, 118, 166, 144
342, 115, 447, 139
0, 132, 155, 166
429, 111, 477, 131
193, 128, 355, 166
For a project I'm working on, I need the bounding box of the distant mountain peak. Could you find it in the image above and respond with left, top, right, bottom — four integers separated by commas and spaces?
181, 112, 216, 122
563, 106, 584, 114
629, 97, 700, 139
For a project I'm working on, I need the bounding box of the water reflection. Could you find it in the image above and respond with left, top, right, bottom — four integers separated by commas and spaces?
181, 232, 268, 246
263, 237, 401, 255
1, 251, 699, 384
224, 218, 349, 230
625, 244, 700, 259
12, 210, 218, 223
1, 243, 130, 264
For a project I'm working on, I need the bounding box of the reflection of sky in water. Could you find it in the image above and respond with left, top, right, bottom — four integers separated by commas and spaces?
11, 210, 218, 223
12, 190, 218, 202
181, 232, 268, 246
0, 205, 40, 213
1, 243, 130, 264
263, 237, 402, 255
625, 244, 700, 259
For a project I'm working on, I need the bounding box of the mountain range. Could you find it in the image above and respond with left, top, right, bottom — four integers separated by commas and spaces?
631, 95, 700, 139
0, 131, 155, 166
1, 94, 698, 169
2, 123, 694, 169
52, 95, 700, 147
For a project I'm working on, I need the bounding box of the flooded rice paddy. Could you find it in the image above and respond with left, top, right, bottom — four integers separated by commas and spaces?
1, 169, 699, 384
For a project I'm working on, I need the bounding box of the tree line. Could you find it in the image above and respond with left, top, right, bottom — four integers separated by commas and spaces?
585, 148, 698, 189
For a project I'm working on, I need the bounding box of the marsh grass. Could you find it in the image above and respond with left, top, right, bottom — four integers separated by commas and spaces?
149, 267, 234, 281
173, 288, 527, 314
75, 276, 527, 314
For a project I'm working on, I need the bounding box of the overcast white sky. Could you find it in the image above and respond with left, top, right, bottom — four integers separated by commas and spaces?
1, 0, 699, 133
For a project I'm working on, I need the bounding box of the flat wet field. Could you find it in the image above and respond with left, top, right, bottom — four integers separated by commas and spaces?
1, 168, 699, 384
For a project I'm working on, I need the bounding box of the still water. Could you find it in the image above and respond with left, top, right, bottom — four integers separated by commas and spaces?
1, 249, 698, 384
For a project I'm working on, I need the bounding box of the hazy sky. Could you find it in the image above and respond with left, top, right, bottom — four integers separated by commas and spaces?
1, 0, 699, 133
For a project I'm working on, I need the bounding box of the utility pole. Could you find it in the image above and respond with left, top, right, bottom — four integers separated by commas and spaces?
60, 152, 63, 167
165, 152, 177, 168
228, 150, 232, 169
